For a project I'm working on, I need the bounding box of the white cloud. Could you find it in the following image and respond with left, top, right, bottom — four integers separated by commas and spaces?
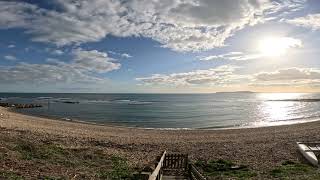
249, 67, 320, 87
52, 49, 64, 55
8, 44, 15, 48
286, 13, 320, 30
0, 49, 120, 85
199, 52, 262, 61
137, 66, 320, 88
4, 55, 17, 61
121, 53, 132, 58
108, 51, 133, 58
200, 36, 302, 61
0, 63, 103, 84
136, 65, 248, 86
0, 0, 306, 52
72, 49, 120, 73
254, 67, 320, 81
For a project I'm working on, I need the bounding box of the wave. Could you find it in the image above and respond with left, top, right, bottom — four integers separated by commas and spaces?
128, 101, 153, 105
36, 97, 53, 99
113, 99, 153, 105
143, 127, 193, 130
81, 100, 111, 104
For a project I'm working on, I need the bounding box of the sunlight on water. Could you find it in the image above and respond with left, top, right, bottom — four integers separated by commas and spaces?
2, 93, 320, 129
254, 93, 305, 127
257, 93, 305, 100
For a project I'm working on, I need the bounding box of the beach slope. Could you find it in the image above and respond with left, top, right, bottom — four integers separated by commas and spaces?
0, 107, 320, 178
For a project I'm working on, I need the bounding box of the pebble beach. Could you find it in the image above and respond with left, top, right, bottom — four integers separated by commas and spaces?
1, 107, 320, 171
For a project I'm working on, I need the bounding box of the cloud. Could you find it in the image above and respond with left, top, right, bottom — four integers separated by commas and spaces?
137, 66, 320, 88
0, 49, 120, 85
0, 0, 306, 52
52, 49, 64, 55
286, 13, 320, 30
4, 55, 17, 61
108, 51, 133, 58
0, 63, 103, 84
254, 67, 320, 81
121, 53, 132, 58
8, 44, 15, 48
250, 67, 320, 88
200, 36, 302, 61
136, 65, 248, 86
72, 49, 120, 73
199, 52, 262, 61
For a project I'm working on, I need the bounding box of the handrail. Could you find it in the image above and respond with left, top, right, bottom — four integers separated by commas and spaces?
189, 164, 206, 180
149, 151, 166, 180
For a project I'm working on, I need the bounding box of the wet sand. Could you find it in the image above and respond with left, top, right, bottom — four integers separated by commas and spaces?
0, 106, 319, 171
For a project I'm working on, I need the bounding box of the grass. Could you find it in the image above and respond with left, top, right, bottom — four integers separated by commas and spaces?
14, 140, 66, 160
3, 128, 319, 179
0, 132, 137, 179
0, 171, 24, 180
270, 161, 320, 179
195, 159, 320, 179
195, 159, 257, 179
97, 156, 134, 180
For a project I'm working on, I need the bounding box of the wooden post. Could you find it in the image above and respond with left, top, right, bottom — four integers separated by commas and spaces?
149, 151, 166, 180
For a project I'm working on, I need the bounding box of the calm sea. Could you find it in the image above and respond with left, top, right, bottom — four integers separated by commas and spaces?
1, 93, 320, 129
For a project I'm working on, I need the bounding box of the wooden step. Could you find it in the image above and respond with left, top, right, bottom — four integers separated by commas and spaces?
162, 175, 187, 180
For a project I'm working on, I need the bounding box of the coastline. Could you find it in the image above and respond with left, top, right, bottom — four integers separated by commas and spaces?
1, 106, 320, 174
10, 107, 320, 131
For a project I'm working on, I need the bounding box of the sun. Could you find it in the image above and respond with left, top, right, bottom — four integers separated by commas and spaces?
258, 37, 302, 57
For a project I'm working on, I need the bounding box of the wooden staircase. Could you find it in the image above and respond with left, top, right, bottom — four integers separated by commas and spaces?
149, 151, 206, 180
162, 175, 187, 180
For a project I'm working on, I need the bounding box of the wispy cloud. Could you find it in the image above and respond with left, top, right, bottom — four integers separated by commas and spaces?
121, 53, 132, 58
286, 13, 320, 30
136, 65, 248, 86
0, 49, 120, 84
200, 36, 302, 61
108, 51, 132, 58
199, 52, 262, 61
72, 48, 120, 73
253, 67, 320, 81
137, 66, 320, 88
4, 55, 17, 61
0, 0, 305, 52
51, 49, 64, 55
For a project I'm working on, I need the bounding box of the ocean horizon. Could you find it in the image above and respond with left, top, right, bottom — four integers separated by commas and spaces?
1, 92, 320, 129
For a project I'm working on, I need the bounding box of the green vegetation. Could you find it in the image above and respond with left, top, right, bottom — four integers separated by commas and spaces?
0, 171, 24, 180
270, 161, 320, 179
0, 132, 139, 179
14, 140, 65, 160
195, 159, 320, 179
2, 128, 320, 179
195, 159, 257, 179
97, 156, 133, 179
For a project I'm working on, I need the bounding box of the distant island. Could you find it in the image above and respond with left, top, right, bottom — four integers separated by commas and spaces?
215, 91, 255, 94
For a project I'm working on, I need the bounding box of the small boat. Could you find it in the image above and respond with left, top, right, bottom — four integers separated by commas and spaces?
297, 142, 320, 167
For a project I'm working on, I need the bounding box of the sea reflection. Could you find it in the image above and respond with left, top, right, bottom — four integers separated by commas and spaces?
253, 93, 304, 127
257, 93, 305, 101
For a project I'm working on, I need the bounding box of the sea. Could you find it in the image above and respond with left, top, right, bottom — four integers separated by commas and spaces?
1, 92, 320, 129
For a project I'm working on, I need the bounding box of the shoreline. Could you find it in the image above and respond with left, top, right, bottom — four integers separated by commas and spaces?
10, 107, 320, 131
1, 106, 320, 172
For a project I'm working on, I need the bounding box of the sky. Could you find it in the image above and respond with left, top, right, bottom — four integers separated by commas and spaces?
1, 0, 320, 93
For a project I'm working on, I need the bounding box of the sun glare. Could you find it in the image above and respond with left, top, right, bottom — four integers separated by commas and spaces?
258, 37, 302, 57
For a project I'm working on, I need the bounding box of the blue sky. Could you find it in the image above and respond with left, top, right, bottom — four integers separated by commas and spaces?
1, 0, 320, 93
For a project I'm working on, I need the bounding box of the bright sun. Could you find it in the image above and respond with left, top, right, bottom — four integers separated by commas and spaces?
258, 37, 302, 57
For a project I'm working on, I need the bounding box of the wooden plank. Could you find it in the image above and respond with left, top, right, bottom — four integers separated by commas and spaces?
149, 151, 166, 180
189, 164, 206, 180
